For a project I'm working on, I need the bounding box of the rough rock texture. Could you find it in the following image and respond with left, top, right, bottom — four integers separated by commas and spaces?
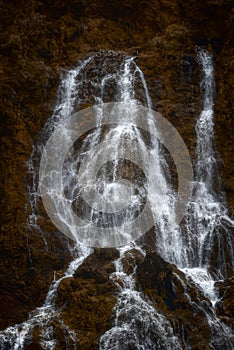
215, 277, 234, 326
136, 252, 213, 349
55, 249, 119, 349
0, 0, 233, 348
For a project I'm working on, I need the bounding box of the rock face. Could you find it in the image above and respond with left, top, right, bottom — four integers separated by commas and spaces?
215, 277, 234, 326
0, 0, 233, 349
55, 249, 119, 349
136, 252, 213, 349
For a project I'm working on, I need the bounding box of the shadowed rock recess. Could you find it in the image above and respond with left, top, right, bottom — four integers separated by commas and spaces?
0, 0, 233, 349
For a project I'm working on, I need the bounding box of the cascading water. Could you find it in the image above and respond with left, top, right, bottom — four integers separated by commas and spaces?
0, 56, 94, 350
0, 52, 179, 349
99, 245, 181, 350
155, 48, 234, 280
98, 50, 233, 350
154, 48, 234, 348
182, 48, 234, 348
180, 49, 234, 304
0, 49, 233, 349
95, 58, 181, 349
185, 49, 234, 278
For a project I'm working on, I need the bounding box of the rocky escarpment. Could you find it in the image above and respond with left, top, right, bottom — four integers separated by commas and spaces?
135, 252, 227, 349
0, 0, 233, 348
23, 248, 230, 349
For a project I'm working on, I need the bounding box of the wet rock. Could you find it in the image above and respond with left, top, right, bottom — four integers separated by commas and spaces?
136, 252, 177, 308
136, 252, 214, 348
74, 248, 119, 283
209, 222, 234, 278
56, 249, 119, 349
215, 277, 234, 324
121, 248, 145, 275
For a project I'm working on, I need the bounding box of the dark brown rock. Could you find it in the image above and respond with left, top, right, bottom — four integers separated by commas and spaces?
136, 252, 214, 348
136, 251, 177, 307
55, 249, 118, 349
215, 277, 234, 325
121, 248, 145, 275
74, 248, 119, 283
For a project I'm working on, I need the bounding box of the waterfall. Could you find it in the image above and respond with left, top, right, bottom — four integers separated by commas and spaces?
184, 48, 234, 278
155, 48, 234, 277
182, 49, 234, 348
26, 56, 92, 239
0, 52, 179, 349
95, 58, 181, 348
1, 49, 233, 349
98, 49, 233, 349
195, 48, 216, 188
0, 56, 94, 350
154, 48, 234, 348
